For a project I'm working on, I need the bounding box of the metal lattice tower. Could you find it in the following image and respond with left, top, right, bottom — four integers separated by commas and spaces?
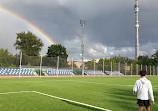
80, 20, 86, 76
134, 0, 140, 60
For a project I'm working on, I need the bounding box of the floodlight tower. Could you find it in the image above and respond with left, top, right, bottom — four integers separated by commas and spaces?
134, 0, 140, 60
80, 20, 86, 77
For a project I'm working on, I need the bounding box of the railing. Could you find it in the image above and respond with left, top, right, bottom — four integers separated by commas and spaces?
0, 55, 158, 77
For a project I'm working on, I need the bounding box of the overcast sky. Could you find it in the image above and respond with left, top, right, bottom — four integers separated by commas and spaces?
0, 0, 158, 60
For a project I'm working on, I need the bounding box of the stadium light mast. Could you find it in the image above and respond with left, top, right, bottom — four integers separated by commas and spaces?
134, 0, 140, 60
80, 20, 86, 77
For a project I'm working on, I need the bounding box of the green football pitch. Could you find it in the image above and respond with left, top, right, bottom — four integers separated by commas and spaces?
0, 76, 157, 111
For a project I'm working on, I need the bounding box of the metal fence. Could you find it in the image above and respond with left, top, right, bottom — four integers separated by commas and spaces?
0, 55, 158, 77
20, 56, 158, 76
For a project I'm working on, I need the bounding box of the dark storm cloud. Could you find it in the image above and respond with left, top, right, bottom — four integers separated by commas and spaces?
0, 0, 158, 59
85, 9, 135, 47
1, 0, 135, 45
2, 0, 79, 43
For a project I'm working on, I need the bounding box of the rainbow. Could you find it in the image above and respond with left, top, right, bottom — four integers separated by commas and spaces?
0, 6, 56, 45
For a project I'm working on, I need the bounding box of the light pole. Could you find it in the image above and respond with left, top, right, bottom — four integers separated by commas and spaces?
80, 20, 86, 77
40, 54, 42, 78
19, 51, 22, 78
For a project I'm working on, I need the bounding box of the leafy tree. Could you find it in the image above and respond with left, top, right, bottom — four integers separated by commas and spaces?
47, 44, 68, 59
85, 58, 117, 71
14, 31, 43, 56
85, 59, 96, 70
151, 51, 158, 66
13, 54, 20, 67
42, 56, 57, 67
21, 55, 41, 66
46, 44, 68, 67
152, 51, 158, 58
137, 51, 158, 66
97, 58, 111, 71
0, 49, 15, 67
112, 56, 133, 64
137, 56, 151, 65
97, 58, 104, 71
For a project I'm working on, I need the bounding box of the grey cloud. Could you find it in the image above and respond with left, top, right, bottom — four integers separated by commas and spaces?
0, 0, 158, 59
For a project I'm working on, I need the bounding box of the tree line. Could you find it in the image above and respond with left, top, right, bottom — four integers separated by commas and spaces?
85, 53, 158, 71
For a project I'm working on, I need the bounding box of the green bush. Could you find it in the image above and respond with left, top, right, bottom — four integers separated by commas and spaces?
35, 69, 44, 76
73, 70, 82, 75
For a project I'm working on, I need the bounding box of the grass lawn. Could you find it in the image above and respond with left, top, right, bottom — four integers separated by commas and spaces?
0, 76, 157, 111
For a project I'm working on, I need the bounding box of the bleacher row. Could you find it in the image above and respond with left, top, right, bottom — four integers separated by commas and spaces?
45, 69, 73, 75
85, 70, 124, 75
85, 70, 105, 75
105, 71, 124, 75
0, 68, 124, 76
84, 70, 124, 75
0, 68, 35, 75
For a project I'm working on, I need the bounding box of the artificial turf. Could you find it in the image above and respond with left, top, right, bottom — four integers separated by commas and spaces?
0, 76, 157, 111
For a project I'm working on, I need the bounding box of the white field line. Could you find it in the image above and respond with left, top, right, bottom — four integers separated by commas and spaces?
25, 80, 75, 83
0, 91, 112, 111
24, 80, 158, 89
0, 91, 34, 94
73, 81, 158, 90
24, 80, 133, 86
34, 91, 112, 111
73, 80, 134, 87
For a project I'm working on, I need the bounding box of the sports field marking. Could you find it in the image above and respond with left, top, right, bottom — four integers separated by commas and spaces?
71, 81, 158, 90
72, 80, 158, 90
25, 79, 158, 88
0, 91, 34, 94
25, 80, 75, 83
24, 79, 134, 86
73, 80, 134, 87
0, 91, 112, 111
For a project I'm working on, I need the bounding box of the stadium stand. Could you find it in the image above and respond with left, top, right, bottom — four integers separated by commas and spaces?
0, 68, 36, 75
105, 71, 124, 75
85, 70, 105, 75
45, 69, 73, 75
